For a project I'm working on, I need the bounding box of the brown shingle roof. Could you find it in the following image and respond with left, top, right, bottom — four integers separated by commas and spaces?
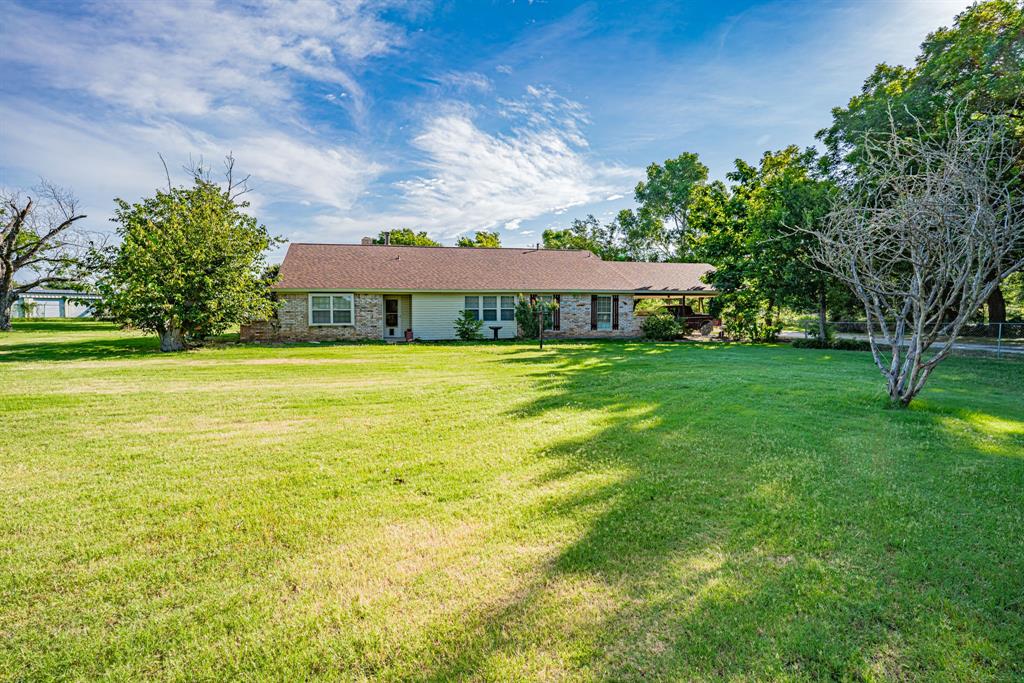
606, 261, 716, 293
275, 243, 715, 294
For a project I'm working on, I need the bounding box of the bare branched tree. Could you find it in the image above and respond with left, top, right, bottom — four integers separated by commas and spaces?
183, 152, 252, 202
806, 111, 1024, 406
0, 182, 89, 331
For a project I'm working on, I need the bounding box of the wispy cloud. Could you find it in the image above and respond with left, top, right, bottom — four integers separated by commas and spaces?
0, 0, 979, 252
0, 102, 383, 224
0, 0, 403, 238
395, 87, 636, 236
436, 71, 493, 92
1, 0, 403, 119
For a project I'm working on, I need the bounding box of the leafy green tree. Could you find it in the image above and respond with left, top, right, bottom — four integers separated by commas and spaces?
373, 229, 440, 247
613, 208, 669, 262
821, 1, 1023, 166
94, 167, 281, 352
690, 147, 843, 341
632, 152, 710, 259
542, 214, 623, 260
514, 296, 556, 339
1004, 272, 1024, 320
455, 231, 501, 248
820, 0, 1024, 320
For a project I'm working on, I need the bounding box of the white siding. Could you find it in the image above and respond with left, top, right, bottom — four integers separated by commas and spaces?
65, 301, 94, 318
15, 294, 98, 318
17, 298, 61, 317
410, 293, 517, 340
400, 296, 412, 333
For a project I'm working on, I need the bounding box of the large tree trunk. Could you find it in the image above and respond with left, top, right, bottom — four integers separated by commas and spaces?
0, 291, 15, 331
158, 325, 186, 352
987, 285, 1006, 323
764, 298, 776, 342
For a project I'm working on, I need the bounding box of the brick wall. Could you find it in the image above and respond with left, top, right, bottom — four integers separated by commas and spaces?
240, 292, 383, 342
523, 293, 640, 338
241, 291, 641, 343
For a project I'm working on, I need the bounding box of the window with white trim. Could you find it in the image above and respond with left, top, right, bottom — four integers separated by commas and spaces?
500, 296, 515, 321
482, 295, 498, 321
309, 293, 354, 325
465, 295, 516, 323
464, 295, 480, 320
596, 295, 613, 330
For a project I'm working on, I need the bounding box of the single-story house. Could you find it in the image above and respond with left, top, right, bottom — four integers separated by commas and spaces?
241, 241, 716, 342
12, 288, 101, 318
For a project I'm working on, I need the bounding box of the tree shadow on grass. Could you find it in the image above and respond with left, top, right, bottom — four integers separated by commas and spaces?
0, 323, 252, 363
412, 342, 1024, 680
0, 335, 161, 363
4, 319, 116, 334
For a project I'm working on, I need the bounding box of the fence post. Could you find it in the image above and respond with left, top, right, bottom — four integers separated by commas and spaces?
996, 322, 1002, 358
537, 307, 544, 350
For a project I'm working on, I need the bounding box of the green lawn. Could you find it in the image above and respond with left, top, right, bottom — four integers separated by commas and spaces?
2, 320, 1023, 681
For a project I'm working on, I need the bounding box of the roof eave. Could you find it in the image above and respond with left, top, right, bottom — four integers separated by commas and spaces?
632, 289, 717, 296
274, 286, 646, 294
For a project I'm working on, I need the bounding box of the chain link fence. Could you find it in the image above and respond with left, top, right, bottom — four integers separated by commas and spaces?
799, 321, 1024, 358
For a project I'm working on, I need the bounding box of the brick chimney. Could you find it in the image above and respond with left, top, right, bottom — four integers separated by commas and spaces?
360, 236, 373, 245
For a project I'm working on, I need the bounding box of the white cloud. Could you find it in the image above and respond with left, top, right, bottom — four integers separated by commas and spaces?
0, 103, 383, 235
0, 0, 399, 241
0, 0, 404, 119
498, 85, 590, 146
504, 219, 522, 231
229, 134, 384, 210
604, 193, 625, 201
437, 71, 493, 92
395, 87, 635, 234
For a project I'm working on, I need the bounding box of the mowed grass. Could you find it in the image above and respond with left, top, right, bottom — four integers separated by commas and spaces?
2, 320, 1023, 681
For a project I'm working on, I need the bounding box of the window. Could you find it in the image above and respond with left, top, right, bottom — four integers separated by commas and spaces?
596, 295, 612, 330
466, 295, 512, 322
500, 296, 515, 321
385, 298, 399, 328
309, 293, 354, 325
464, 295, 480, 320
482, 296, 498, 321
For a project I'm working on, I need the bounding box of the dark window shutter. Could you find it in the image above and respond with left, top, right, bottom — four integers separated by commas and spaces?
591, 295, 598, 330
553, 295, 561, 330
612, 295, 620, 330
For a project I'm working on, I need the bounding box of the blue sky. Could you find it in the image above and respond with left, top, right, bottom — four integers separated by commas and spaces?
0, 0, 970, 257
